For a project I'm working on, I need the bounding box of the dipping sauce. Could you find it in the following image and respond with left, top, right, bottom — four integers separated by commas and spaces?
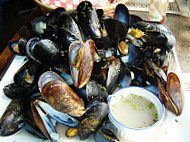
111, 93, 159, 128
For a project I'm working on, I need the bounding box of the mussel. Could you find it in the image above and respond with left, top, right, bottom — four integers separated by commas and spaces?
94, 120, 120, 142
0, 99, 25, 136
14, 59, 45, 88
26, 38, 62, 65
158, 72, 183, 116
38, 71, 85, 117
114, 4, 130, 31
77, 1, 102, 38
78, 102, 108, 140
69, 39, 96, 88
132, 21, 176, 50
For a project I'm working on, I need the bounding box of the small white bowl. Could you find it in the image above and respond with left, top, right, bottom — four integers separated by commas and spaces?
108, 86, 165, 141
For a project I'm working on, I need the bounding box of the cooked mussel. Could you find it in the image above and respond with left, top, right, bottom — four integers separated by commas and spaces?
8, 38, 27, 56
117, 41, 142, 67
157, 72, 183, 116
77, 1, 102, 38
94, 120, 119, 142
132, 21, 176, 50
78, 102, 108, 140
14, 59, 45, 87
38, 71, 85, 117
26, 38, 62, 65
31, 98, 61, 142
57, 13, 84, 50
69, 39, 96, 88
0, 99, 25, 136
24, 95, 47, 139
3, 83, 31, 99
114, 4, 130, 31
106, 57, 121, 93
104, 19, 128, 45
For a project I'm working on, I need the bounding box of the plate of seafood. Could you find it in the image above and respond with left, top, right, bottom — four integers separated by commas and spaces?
0, 1, 189, 142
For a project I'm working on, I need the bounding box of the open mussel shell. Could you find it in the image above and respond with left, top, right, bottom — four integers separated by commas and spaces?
31, 99, 61, 141
69, 39, 95, 88
112, 67, 132, 93
106, 57, 121, 93
0, 99, 25, 136
69, 40, 83, 87
117, 42, 142, 67
166, 72, 183, 115
24, 98, 47, 139
157, 72, 183, 116
34, 98, 79, 128
132, 21, 176, 50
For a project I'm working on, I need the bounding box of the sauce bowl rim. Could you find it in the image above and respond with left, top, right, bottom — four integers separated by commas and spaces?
108, 86, 165, 131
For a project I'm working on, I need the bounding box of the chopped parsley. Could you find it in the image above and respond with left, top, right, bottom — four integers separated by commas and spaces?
147, 102, 155, 110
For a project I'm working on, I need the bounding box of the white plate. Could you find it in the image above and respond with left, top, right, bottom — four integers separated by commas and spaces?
0, 48, 190, 142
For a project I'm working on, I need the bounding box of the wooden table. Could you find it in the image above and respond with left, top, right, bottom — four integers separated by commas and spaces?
0, 6, 43, 80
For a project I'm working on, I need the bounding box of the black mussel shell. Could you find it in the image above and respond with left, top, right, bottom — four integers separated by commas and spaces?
41, 25, 57, 41
24, 97, 47, 139
0, 99, 25, 136
94, 120, 119, 142
3, 83, 31, 99
26, 38, 62, 65
114, 4, 130, 30
78, 102, 108, 140
96, 9, 104, 19
142, 31, 167, 47
48, 7, 66, 25
57, 13, 84, 50
117, 42, 142, 67
14, 59, 45, 87
130, 67, 158, 87
129, 14, 143, 27
8, 38, 27, 56
132, 21, 176, 50
77, 1, 102, 38
57, 13, 83, 41
104, 19, 128, 44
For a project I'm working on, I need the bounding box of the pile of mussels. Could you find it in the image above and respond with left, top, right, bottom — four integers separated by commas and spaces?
0, 1, 183, 142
